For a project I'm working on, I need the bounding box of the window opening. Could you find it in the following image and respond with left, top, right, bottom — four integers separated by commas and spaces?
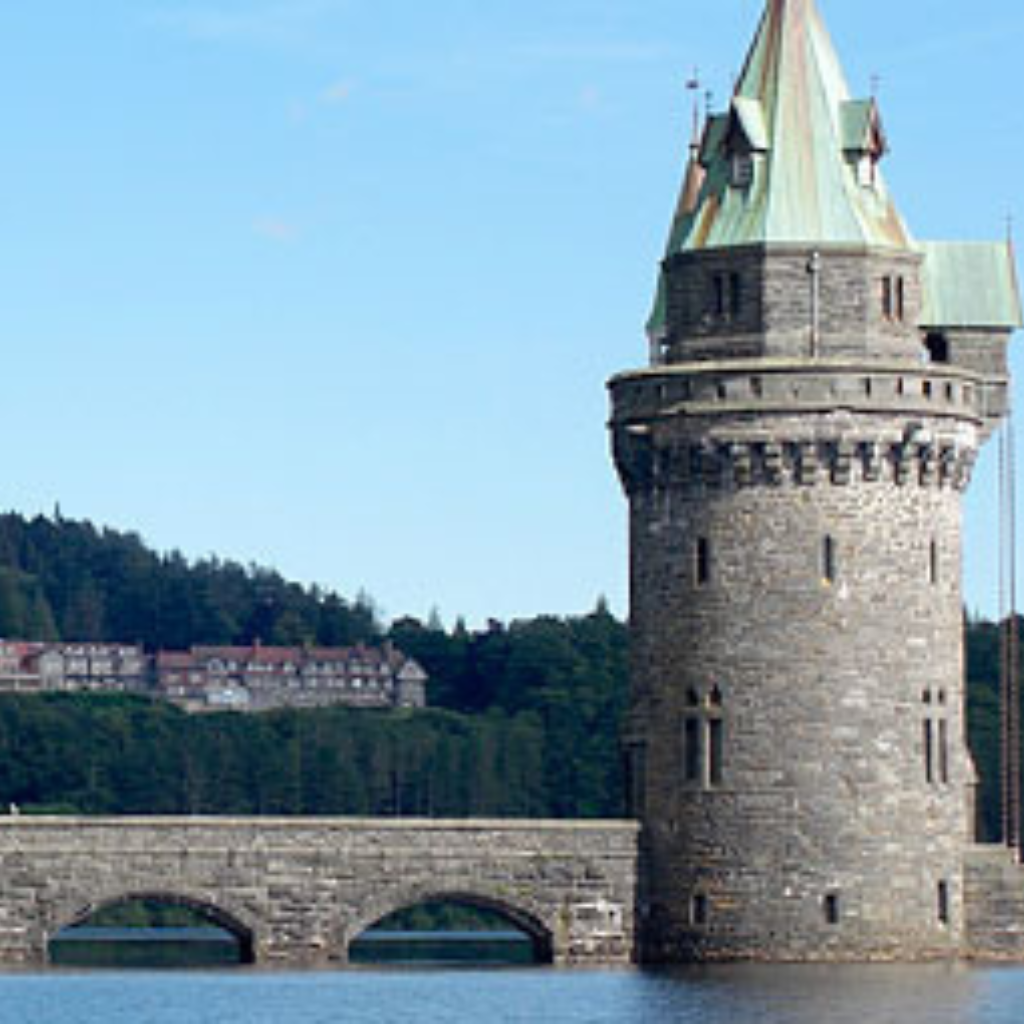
730, 152, 753, 189
729, 273, 743, 316
683, 688, 726, 790
896, 276, 906, 321
691, 894, 709, 927
925, 333, 950, 365
938, 881, 950, 926
712, 275, 727, 317
882, 277, 894, 320
708, 719, 724, 787
696, 538, 712, 587
924, 689, 950, 787
930, 540, 939, 585
684, 718, 702, 783
823, 536, 837, 584
939, 719, 950, 785
710, 273, 742, 319
824, 894, 841, 926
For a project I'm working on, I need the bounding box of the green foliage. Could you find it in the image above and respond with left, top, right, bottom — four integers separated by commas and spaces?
0, 509, 1013, 836
388, 603, 629, 818
87, 900, 212, 929
371, 902, 513, 933
0, 513, 380, 649
0, 599, 627, 820
0, 695, 551, 818
965, 615, 1019, 843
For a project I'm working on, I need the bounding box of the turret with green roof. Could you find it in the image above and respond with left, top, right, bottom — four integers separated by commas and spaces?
648, 0, 1019, 420
611, 0, 1021, 964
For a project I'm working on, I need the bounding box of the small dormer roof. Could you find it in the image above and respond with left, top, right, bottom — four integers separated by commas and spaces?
664, 0, 911, 254
731, 98, 770, 153
840, 99, 887, 157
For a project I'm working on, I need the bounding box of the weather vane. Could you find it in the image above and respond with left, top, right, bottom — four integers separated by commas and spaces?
685, 69, 702, 143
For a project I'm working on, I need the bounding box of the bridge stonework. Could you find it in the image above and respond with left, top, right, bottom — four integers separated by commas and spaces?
0, 817, 639, 966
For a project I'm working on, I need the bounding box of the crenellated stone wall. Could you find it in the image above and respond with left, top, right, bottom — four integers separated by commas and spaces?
611, 351, 982, 962
0, 817, 639, 967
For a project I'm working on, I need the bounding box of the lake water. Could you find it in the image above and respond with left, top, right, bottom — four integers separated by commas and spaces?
3, 964, 1024, 1024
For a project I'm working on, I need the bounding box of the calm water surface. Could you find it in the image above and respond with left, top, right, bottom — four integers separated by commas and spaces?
2, 964, 1024, 1024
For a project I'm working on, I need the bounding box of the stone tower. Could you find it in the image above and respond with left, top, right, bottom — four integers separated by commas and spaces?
610, 0, 1021, 962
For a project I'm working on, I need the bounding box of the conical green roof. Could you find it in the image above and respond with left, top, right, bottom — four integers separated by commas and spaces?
668, 0, 910, 255
648, 0, 1020, 342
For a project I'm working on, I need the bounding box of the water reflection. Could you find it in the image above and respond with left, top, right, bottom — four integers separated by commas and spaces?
632, 964, 985, 1024
0, 964, 1022, 1024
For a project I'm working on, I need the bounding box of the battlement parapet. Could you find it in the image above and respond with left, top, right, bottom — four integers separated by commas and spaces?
614, 428, 978, 497
610, 359, 995, 428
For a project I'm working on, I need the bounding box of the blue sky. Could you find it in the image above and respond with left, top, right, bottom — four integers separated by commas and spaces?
0, 0, 1021, 625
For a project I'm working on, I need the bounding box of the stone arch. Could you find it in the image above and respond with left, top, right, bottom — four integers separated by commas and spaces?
339, 885, 558, 964
45, 889, 259, 965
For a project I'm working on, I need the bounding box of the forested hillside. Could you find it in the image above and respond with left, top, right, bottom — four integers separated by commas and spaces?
0, 511, 1013, 832
0, 606, 627, 819
0, 513, 379, 650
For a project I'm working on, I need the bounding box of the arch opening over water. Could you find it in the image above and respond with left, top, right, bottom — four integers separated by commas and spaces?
348, 893, 554, 967
48, 893, 255, 969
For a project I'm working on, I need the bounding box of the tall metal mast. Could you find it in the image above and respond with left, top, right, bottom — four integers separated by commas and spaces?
1000, 411, 1022, 856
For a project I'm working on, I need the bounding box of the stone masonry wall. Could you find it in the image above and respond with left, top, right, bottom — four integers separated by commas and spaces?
964, 845, 1024, 959
0, 817, 639, 967
662, 246, 923, 364
611, 351, 982, 961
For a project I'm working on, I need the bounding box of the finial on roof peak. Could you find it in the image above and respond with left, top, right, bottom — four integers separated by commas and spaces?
662, 0, 909, 251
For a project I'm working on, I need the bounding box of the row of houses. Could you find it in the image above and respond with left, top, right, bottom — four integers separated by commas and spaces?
0, 640, 428, 713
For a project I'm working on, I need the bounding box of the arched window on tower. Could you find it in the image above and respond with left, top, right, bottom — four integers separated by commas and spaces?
882, 276, 894, 320
695, 537, 713, 588
822, 535, 838, 584
922, 688, 950, 787
925, 332, 950, 364
682, 687, 725, 790
937, 880, 951, 926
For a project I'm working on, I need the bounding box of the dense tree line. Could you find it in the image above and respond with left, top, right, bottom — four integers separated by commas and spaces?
0, 513, 379, 650
0, 511, 1015, 835
0, 696, 546, 817
0, 611, 1013, 832
966, 615, 1003, 842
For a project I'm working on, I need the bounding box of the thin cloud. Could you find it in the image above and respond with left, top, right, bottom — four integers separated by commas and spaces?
253, 217, 300, 244
321, 79, 356, 105
579, 85, 606, 114
149, 0, 351, 47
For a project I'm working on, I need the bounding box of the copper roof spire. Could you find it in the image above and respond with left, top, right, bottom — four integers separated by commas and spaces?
666, 0, 909, 252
